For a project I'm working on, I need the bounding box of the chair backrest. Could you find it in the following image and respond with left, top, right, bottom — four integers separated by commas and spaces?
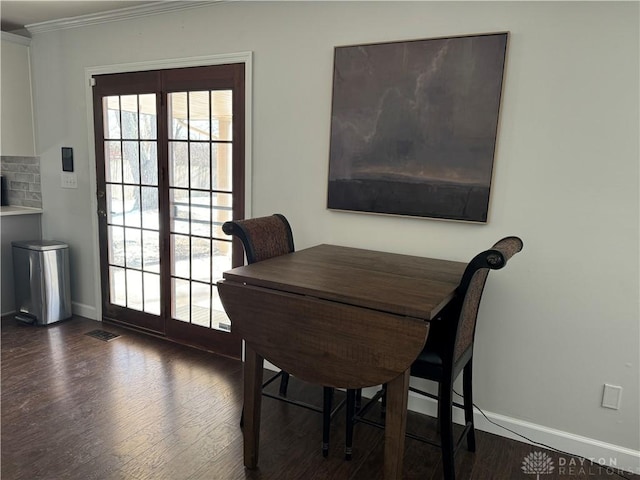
221, 214, 294, 264
451, 236, 523, 363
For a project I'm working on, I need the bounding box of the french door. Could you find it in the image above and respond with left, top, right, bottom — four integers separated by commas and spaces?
92, 65, 244, 358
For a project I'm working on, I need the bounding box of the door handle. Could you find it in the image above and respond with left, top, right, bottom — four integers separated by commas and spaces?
97, 209, 107, 218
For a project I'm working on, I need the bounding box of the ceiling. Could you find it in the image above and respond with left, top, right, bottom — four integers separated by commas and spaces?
1, 1, 159, 34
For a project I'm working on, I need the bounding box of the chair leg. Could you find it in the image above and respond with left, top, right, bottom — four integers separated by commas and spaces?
345, 389, 357, 460
439, 379, 456, 480
322, 387, 333, 457
355, 388, 362, 409
462, 360, 476, 452
279, 371, 290, 397
436, 383, 441, 434
380, 383, 387, 418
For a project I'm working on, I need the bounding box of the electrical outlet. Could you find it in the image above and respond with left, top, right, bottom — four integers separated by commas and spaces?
60, 172, 78, 189
602, 384, 622, 410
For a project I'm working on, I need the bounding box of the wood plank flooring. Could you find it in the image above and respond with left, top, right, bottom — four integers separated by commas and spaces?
1, 316, 636, 480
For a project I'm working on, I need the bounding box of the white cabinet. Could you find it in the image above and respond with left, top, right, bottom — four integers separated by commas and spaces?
0, 210, 42, 315
1, 33, 36, 157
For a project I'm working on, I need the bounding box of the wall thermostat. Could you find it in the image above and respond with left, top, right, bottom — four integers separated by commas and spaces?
62, 147, 74, 172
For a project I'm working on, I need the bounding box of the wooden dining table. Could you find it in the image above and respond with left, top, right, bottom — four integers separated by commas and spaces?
217, 244, 466, 479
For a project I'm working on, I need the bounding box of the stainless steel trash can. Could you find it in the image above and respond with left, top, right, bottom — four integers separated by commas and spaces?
12, 240, 72, 325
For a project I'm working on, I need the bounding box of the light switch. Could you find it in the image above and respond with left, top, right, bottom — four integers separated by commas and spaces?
60, 172, 78, 189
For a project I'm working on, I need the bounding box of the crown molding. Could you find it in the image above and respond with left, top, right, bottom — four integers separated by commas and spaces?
26, 1, 218, 35
1, 31, 31, 46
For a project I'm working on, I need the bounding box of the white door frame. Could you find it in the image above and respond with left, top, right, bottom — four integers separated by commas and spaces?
84, 52, 253, 322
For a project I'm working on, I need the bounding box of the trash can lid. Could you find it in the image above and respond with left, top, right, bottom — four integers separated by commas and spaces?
11, 240, 69, 251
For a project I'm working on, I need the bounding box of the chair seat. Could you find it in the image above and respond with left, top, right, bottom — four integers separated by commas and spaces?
410, 348, 443, 379
410, 322, 447, 379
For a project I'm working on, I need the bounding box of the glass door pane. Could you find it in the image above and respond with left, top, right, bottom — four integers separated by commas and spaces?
103, 94, 160, 317
168, 90, 233, 331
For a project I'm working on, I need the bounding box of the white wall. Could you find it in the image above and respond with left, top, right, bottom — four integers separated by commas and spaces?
28, 0, 639, 464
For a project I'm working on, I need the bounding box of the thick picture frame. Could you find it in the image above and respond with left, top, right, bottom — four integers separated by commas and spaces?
327, 32, 508, 222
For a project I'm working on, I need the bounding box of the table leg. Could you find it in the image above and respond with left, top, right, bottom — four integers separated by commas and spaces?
384, 369, 410, 480
243, 344, 263, 469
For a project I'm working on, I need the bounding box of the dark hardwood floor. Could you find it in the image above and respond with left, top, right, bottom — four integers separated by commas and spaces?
1, 316, 636, 480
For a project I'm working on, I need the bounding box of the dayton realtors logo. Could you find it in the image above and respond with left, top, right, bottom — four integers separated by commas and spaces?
522, 451, 555, 479
522, 451, 621, 477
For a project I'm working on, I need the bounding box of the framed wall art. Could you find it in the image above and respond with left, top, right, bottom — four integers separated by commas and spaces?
327, 32, 508, 222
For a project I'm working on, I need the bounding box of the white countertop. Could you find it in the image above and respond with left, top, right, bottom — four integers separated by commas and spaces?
0, 206, 43, 217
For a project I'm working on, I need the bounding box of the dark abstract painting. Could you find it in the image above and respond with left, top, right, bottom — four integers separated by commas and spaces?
327, 33, 508, 222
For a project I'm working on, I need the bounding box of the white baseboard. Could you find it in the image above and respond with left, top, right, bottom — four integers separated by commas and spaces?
3, 303, 97, 321
401, 389, 640, 475
476, 410, 640, 476
71, 302, 97, 320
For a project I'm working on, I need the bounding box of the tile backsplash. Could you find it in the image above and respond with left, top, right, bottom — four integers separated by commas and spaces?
0, 156, 42, 208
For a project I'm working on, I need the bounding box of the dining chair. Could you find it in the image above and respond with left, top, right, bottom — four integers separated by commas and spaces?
344, 236, 524, 480
222, 213, 343, 457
